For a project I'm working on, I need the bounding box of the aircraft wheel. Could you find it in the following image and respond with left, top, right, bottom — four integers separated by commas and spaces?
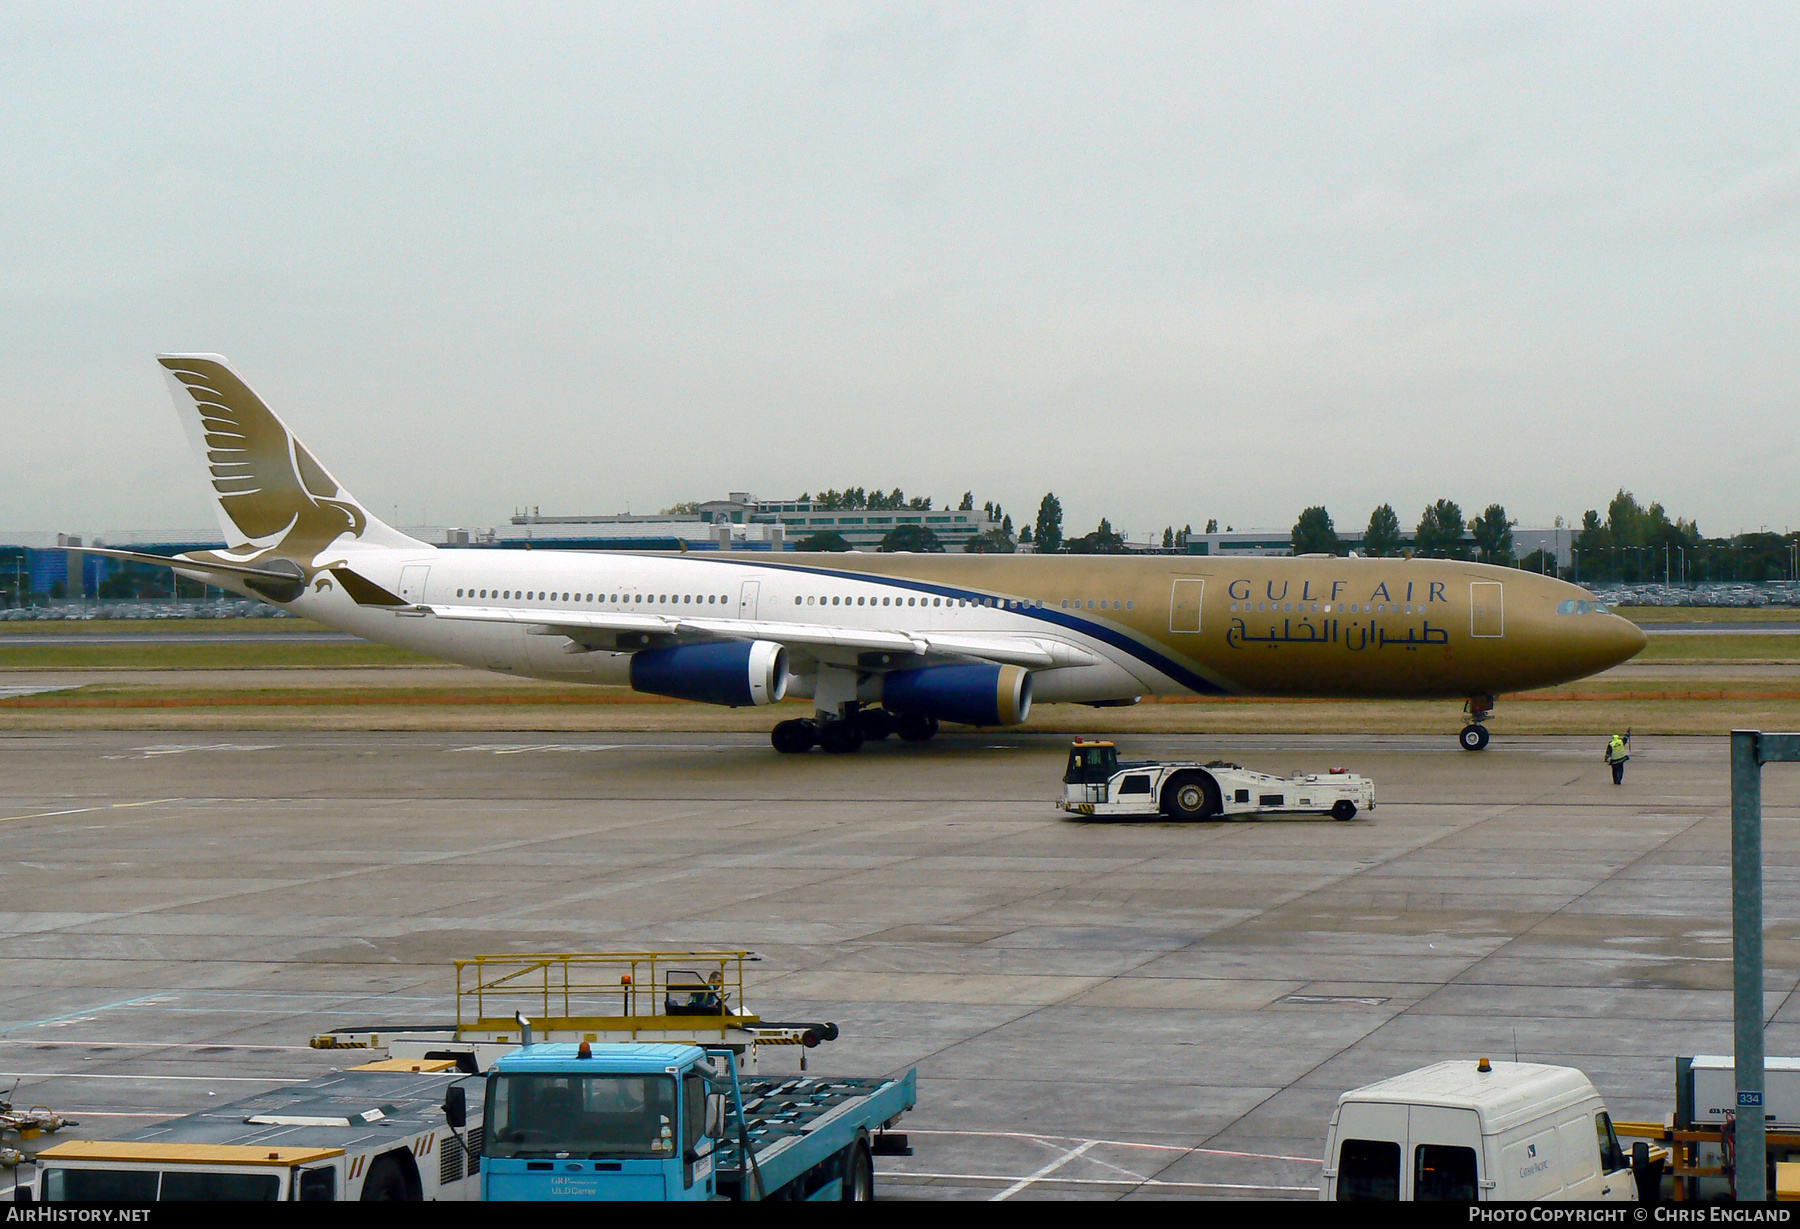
1331, 799, 1358, 821
858, 709, 896, 741
771, 719, 816, 754
819, 721, 866, 754
895, 713, 938, 743
1162, 771, 1220, 821
1459, 724, 1491, 751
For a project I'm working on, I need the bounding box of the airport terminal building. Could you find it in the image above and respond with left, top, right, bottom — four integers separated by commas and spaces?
499, 493, 1002, 553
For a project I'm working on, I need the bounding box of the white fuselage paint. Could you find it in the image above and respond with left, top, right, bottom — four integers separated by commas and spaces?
238, 546, 1153, 705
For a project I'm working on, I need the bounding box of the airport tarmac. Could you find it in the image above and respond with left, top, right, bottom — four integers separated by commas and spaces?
5, 730, 1800, 1199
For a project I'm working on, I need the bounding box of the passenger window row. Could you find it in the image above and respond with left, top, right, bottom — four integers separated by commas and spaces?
792, 595, 1047, 609
453, 590, 731, 606
1062, 599, 1133, 611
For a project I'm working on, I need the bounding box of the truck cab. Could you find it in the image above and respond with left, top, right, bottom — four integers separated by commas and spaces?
482, 1043, 722, 1202
1063, 740, 1151, 806
1323, 1060, 1639, 1201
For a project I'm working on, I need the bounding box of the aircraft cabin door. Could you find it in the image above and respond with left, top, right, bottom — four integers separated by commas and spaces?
1470, 582, 1504, 638
738, 580, 760, 620
1169, 579, 1204, 633
397, 565, 431, 604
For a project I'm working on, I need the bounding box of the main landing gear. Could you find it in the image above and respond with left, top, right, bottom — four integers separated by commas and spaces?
1459, 694, 1495, 752
771, 707, 939, 755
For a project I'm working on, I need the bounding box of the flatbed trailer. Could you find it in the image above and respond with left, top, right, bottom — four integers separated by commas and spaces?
481, 1043, 914, 1201
26, 1059, 484, 1202
714, 1069, 916, 1200
1060, 739, 1375, 821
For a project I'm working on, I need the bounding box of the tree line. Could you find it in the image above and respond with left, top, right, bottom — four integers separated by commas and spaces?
1289, 501, 1516, 563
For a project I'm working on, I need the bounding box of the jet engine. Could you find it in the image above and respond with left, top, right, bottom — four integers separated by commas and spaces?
628, 640, 789, 707
880, 663, 1033, 727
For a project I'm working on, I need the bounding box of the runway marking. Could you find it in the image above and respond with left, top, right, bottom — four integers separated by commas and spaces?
452, 743, 628, 754
906, 1128, 1320, 1166
1278, 993, 1392, 1006
110, 743, 278, 759
891, 1172, 1316, 1194
0, 1040, 314, 1052
0, 798, 181, 827
37, 1111, 171, 1118
3, 1072, 307, 1083
0, 995, 173, 1035
990, 1138, 1097, 1201
450, 743, 740, 754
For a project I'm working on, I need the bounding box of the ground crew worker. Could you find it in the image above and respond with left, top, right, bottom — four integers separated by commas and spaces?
1605, 730, 1630, 784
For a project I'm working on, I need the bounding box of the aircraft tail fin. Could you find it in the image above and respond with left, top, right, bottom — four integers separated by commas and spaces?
155, 354, 425, 558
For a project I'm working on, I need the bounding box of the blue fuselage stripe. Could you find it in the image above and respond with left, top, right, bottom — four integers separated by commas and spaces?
681, 556, 1229, 696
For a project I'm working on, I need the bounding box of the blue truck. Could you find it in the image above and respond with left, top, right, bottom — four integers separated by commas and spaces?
478, 1042, 915, 1201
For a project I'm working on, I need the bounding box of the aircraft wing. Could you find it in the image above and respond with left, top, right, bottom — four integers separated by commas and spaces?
417, 605, 1094, 670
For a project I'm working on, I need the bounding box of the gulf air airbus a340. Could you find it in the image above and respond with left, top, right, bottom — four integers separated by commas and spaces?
86, 355, 1647, 761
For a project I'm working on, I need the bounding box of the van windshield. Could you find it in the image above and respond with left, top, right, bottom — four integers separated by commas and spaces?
487, 1072, 678, 1160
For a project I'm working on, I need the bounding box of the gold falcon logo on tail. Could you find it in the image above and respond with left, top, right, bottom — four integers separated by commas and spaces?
157, 354, 420, 562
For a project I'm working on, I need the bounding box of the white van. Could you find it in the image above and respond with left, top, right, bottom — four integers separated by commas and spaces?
1322, 1060, 1639, 1201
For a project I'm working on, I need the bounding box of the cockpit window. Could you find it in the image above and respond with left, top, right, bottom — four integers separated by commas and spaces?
1557, 599, 1605, 615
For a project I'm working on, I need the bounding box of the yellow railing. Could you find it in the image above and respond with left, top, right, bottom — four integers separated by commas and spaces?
453, 952, 754, 1029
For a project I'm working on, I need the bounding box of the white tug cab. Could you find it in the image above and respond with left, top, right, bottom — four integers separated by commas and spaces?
1058, 740, 1375, 821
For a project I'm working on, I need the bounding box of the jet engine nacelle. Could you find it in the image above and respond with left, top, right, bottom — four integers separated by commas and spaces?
880, 663, 1033, 727
629, 640, 789, 707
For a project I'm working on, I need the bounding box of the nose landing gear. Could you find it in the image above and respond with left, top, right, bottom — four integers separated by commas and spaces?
1459, 695, 1495, 751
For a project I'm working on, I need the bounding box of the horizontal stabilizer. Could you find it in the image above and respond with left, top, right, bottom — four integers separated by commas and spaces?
72, 545, 301, 584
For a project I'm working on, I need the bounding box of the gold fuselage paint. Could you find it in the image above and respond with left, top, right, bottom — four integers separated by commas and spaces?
751, 552, 1646, 699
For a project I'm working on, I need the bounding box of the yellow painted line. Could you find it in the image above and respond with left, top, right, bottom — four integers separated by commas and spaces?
0, 798, 181, 826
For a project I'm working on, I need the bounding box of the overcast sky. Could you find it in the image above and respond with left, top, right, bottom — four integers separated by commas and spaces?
3, 2, 1796, 542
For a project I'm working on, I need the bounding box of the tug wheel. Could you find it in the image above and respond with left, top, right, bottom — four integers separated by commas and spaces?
1163, 771, 1220, 821
1331, 800, 1358, 821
